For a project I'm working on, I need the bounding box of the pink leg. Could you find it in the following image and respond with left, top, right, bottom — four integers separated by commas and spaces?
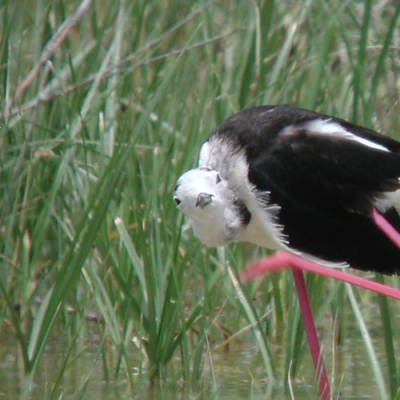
292, 269, 330, 400
241, 252, 400, 301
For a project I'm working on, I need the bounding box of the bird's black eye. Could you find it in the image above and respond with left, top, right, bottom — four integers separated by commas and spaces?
216, 173, 221, 184
174, 184, 180, 192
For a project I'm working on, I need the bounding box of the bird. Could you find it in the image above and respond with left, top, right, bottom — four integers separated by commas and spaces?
173, 104, 400, 275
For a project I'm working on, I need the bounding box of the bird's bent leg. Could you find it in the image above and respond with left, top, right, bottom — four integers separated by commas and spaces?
372, 208, 400, 250
241, 252, 400, 301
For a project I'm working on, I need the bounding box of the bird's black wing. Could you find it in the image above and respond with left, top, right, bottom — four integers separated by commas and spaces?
245, 124, 400, 273
211, 105, 400, 272
248, 125, 400, 216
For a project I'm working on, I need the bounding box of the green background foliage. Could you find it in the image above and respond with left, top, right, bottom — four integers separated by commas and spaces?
1, 0, 400, 398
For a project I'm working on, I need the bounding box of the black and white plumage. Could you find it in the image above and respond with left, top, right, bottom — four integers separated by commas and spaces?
173, 104, 400, 274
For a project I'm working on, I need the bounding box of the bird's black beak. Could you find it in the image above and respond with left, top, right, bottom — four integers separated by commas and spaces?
196, 193, 214, 208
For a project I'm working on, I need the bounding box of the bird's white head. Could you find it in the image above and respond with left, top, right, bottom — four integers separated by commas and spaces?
173, 168, 245, 247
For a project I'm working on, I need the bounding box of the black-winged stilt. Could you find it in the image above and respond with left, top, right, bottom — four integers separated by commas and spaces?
173, 104, 400, 399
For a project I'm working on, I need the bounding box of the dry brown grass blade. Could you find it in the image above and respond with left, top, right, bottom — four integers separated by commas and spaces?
14, 0, 93, 101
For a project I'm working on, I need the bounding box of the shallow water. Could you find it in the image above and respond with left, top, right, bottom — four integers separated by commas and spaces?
0, 303, 397, 399
0, 340, 389, 399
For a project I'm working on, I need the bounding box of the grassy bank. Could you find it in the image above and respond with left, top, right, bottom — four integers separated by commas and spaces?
1, 0, 400, 398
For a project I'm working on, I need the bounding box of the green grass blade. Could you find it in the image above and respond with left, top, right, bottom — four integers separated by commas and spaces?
375, 273, 398, 398
226, 263, 275, 380
346, 283, 389, 400
27, 143, 131, 368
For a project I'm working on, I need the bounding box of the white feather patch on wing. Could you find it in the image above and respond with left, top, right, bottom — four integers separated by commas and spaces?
286, 119, 390, 152
374, 187, 400, 213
